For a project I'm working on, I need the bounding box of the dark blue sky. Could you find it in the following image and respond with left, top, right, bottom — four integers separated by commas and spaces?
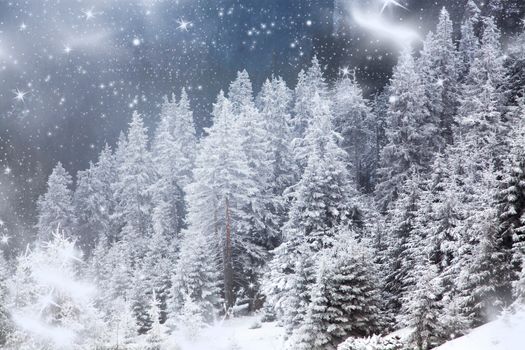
0, 0, 523, 237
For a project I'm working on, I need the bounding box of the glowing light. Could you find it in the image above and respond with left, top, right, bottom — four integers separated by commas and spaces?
132, 38, 141, 46
13, 89, 28, 102
4, 166, 11, 175
37, 290, 60, 314
350, 6, 420, 46
339, 66, 351, 78
82, 8, 96, 20
19, 22, 27, 31
0, 235, 9, 245
380, 0, 408, 14
63, 45, 72, 54
177, 18, 192, 32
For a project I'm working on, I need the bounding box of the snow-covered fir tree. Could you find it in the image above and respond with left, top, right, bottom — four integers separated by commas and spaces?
36, 162, 76, 241
332, 73, 376, 191
264, 92, 358, 336
74, 144, 116, 254
375, 46, 436, 211
112, 111, 155, 246
287, 232, 382, 350
401, 260, 445, 350
293, 56, 328, 138
178, 90, 260, 314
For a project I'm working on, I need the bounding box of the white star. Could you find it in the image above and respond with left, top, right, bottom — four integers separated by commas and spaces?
82, 8, 96, 20
38, 290, 60, 314
64, 45, 72, 54
4, 166, 11, 175
177, 18, 192, 31
13, 89, 28, 102
380, 0, 408, 14
132, 38, 141, 46
19, 22, 27, 31
0, 235, 10, 245
339, 66, 351, 78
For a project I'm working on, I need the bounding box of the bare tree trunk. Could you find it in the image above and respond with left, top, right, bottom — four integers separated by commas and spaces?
223, 197, 234, 314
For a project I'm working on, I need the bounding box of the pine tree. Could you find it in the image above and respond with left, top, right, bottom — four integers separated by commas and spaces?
332, 74, 376, 192
287, 233, 382, 349
36, 162, 76, 241
285, 258, 333, 350
401, 261, 445, 350
74, 144, 116, 255
418, 8, 459, 145
228, 70, 279, 255
112, 111, 155, 248
293, 56, 328, 138
172, 88, 198, 188
145, 291, 168, 350
457, 207, 503, 326
107, 297, 138, 348
169, 228, 222, 328
376, 47, 436, 211
179, 90, 259, 313
178, 292, 207, 340
383, 175, 423, 319
458, 0, 481, 79
264, 93, 357, 336
140, 226, 173, 325
151, 95, 184, 242
498, 123, 525, 283
257, 76, 297, 221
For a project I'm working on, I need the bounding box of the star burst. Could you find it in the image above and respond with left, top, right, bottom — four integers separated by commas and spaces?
177, 18, 192, 32
13, 89, 28, 102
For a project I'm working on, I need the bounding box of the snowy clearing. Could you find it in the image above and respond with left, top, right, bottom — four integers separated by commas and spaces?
167, 316, 284, 350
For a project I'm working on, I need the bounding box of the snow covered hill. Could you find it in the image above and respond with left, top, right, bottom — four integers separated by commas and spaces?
162, 309, 525, 350
435, 308, 525, 350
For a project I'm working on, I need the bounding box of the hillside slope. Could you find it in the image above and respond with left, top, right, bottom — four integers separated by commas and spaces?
435, 308, 525, 350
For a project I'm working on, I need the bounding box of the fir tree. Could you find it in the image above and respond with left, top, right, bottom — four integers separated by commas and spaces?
112, 111, 155, 249
145, 291, 168, 350
179, 91, 258, 312
264, 93, 357, 336
401, 261, 445, 350
36, 162, 76, 241
74, 144, 116, 254
293, 56, 328, 138
376, 47, 436, 211
332, 74, 376, 192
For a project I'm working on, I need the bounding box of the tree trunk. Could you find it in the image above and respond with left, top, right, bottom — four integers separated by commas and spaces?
223, 197, 234, 313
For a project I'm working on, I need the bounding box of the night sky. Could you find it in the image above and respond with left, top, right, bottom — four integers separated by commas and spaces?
0, 0, 523, 238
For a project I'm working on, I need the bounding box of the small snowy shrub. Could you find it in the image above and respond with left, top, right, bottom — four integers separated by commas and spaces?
337, 335, 404, 350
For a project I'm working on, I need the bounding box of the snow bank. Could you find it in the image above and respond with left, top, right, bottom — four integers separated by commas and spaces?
435, 308, 525, 350
167, 315, 284, 350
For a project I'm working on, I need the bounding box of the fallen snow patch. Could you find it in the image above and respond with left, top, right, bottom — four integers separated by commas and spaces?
167, 315, 284, 350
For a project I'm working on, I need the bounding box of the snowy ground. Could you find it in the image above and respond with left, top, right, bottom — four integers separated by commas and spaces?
435, 307, 525, 350
166, 315, 284, 350
159, 307, 525, 350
